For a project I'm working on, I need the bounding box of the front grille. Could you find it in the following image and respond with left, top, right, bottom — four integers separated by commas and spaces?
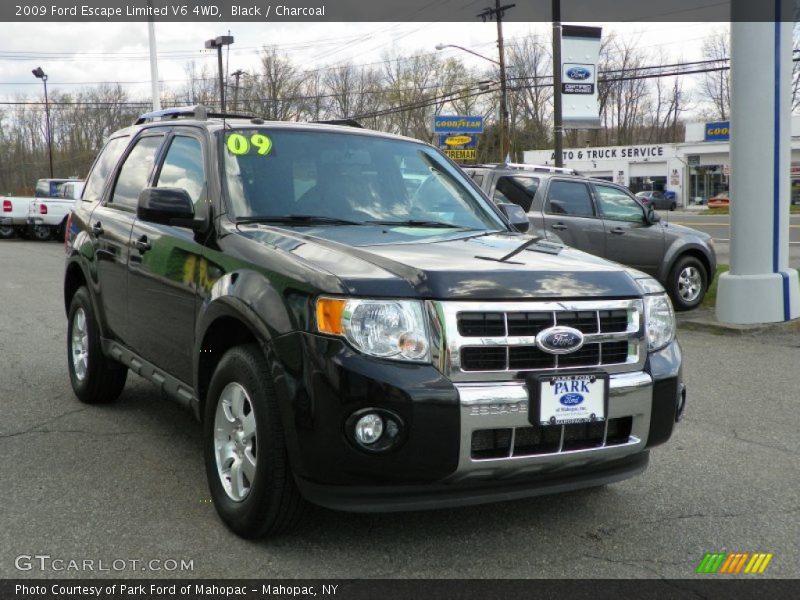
447, 300, 643, 378
461, 341, 633, 372
470, 417, 634, 459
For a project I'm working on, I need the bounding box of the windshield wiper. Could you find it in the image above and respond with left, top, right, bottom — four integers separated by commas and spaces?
364, 219, 469, 229
235, 215, 363, 226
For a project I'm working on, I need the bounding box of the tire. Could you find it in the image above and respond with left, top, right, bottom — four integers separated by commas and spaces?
32, 224, 52, 241
67, 287, 128, 404
203, 344, 306, 538
670, 203, 676, 211
0, 225, 15, 239
667, 255, 708, 311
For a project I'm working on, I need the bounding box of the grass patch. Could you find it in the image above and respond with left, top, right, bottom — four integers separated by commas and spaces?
702, 206, 800, 216
702, 264, 729, 308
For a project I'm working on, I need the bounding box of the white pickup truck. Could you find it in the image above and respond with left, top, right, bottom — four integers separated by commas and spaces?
2, 179, 83, 240
28, 180, 84, 241
1, 196, 35, 239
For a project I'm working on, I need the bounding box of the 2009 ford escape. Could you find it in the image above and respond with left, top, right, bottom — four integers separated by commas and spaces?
64, 106, 685, 538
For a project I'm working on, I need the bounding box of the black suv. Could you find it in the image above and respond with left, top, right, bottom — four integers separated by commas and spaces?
64, 107, 685, 538
463, 164, 716, 311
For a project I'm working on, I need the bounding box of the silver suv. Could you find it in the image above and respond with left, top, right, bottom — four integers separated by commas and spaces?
464, 164, 717, 311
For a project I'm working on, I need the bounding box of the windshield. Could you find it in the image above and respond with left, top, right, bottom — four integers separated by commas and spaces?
219, 128, 505, 231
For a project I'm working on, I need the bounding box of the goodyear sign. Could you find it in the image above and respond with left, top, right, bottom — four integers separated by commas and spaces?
438, 134, 477, 148
705, 121, 730, 141
433, 115, 484, 134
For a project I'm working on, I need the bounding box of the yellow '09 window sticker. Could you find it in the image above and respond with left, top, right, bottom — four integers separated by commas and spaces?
225, 132, 273, 156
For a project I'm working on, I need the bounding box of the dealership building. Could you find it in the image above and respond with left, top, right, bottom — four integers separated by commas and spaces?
523, 117, 800, 207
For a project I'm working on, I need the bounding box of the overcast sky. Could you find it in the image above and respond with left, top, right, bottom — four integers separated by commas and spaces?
0, 21, 725, 102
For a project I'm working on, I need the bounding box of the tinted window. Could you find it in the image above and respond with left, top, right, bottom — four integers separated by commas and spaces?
156, 136, 205, 208
546, 181, 594, 217
494, 176, 539, 212
221, 128, 505, 232
110, 136, 163, 209
83, 136, 130, 202
595, 184, 645, 223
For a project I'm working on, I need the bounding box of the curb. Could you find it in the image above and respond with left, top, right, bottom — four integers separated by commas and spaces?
677, 313, 800, 336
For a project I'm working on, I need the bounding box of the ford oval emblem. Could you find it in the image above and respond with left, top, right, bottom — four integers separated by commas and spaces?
566, 66, 592, 81
560, 393, 584, 406
536, 326, 585, 355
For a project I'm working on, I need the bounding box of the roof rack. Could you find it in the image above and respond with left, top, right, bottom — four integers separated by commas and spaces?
134, 104, 257, 125
502, 162, 578, 175
311, 119, 364, 128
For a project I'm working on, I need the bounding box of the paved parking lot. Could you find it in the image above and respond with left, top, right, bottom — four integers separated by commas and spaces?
1, 239, 798, 579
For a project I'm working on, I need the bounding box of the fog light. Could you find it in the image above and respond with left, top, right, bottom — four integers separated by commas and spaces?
354, 413, 384, 446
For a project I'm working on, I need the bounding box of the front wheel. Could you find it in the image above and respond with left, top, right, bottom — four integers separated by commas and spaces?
67, 287, 128, 403
667, 256, 708, 311
203, 345, 306, 538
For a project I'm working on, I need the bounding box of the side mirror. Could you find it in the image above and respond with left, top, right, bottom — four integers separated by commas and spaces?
497, 203, 530, 232
137, 187, 197, 228
646, 206, 661, 225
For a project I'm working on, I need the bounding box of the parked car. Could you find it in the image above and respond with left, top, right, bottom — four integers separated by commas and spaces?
64, 105, 686, 538
462, 163, 717, 311
635, 190, 676, 211
707, 192, 730, 209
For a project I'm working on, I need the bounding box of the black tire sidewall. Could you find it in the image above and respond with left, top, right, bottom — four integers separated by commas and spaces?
203, 346, 287, 537
669, 256, 707, 311
67, 288, 99, 399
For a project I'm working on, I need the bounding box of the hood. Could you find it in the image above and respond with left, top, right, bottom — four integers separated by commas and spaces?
238, 225, 642, 300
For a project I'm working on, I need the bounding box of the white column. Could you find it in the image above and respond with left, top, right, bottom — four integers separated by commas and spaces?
148, 20, 161, 111
716, 13, 800, 323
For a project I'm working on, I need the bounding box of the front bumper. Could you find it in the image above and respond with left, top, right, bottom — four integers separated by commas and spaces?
278, 333, 683, 512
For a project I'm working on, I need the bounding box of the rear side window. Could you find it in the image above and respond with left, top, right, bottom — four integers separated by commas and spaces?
546, 180, 595, 217
493, 176, 539, 212
110, 136, 164, 210
470, 172, 484, 186
83, 136, 130, 203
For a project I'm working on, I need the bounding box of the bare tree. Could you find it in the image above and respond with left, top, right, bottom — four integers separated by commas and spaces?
506, 35, 553, 151
242, 46, 307, 121
698, 29, 730, 120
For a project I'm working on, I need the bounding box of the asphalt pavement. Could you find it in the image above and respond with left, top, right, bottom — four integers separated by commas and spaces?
664, 210, 800, 268
1, 239, 798, 580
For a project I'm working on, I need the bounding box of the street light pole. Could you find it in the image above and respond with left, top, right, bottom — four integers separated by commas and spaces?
32, 67, 53, 178
205, 35, 234, 113
552, 0, 564, 168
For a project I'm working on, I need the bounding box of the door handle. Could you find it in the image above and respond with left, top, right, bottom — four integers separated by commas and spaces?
610, 227, 626, 235
134, 235, 152, 253
91, 222, 104, 236
551, 223, 568, 231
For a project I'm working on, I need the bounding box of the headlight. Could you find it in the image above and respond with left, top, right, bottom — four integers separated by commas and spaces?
632, 276, 675, 351
316, 297, 430, 362
643, 293, 675, 352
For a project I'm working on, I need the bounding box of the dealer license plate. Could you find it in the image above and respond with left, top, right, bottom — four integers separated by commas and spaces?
537, 373, 607, 426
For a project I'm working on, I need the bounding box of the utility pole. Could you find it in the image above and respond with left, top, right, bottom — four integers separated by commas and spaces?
231, 69, 245, 112
552, 0, 563, 167
478, 1, 515, 163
